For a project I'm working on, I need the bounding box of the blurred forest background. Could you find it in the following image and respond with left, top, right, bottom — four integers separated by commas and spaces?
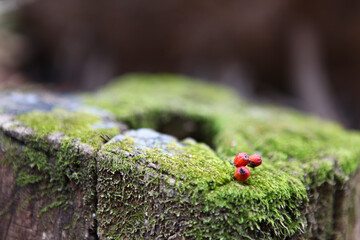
0, 0, 360, 129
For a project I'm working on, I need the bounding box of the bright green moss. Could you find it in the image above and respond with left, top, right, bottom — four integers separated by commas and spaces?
99, 136, 307, 238
16, 108, 119, 148
16, 170, 44, 186
101, 138, 234, 192
148, 141, 233, 188
216, 105, 360, 186
88, 73, 360, 238
85, 74, 242, 126
101, 137, 135, 154
87, 73, 360, 180
2, 73, 359, 238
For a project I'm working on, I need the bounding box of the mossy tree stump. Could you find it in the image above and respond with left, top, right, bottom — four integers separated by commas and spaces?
1, 74, 360, 239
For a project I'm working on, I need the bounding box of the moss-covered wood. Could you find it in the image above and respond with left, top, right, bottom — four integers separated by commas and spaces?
88, 74, 360, 239
0, 107, 122, 239
96, 129, 307, 239
1, 74, 360, 239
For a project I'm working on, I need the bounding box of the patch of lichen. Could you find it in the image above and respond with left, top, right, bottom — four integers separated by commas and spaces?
16, 108, 119, 149
89, 74, 360, 238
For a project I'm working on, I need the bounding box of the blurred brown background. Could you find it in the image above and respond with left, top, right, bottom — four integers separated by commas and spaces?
1, 0, 360, 129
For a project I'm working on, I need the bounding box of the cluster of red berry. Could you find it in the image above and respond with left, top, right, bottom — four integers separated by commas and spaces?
233, 152, 262, 181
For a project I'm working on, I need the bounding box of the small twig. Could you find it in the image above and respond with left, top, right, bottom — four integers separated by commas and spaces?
99, 133, 111, 143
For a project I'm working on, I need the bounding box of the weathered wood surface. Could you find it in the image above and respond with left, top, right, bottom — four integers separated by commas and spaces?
0, 116, 98, 240
1, 74, 360, 239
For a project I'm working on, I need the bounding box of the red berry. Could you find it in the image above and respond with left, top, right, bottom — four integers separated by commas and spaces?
234, 166, 250, 181
248, 154, 262, 168
234, 152, 249, 167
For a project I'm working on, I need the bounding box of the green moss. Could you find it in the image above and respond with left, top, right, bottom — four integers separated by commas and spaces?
16, 108, 119, 148
88, 74, 360, 238
148, 141, 233, 189
202, 164, 307, 237
16, 195, 36, 213
2, 73, 360, 238
85, 74, 241, 129
97, 134, 308, 239
6, 108, 119, 219
38, 200, 67, 217
0, 134, 49, 187
63, 215, 80, 231
87, 73, 360, 179
101, 137, 135, 154
0, 117, 101, 235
